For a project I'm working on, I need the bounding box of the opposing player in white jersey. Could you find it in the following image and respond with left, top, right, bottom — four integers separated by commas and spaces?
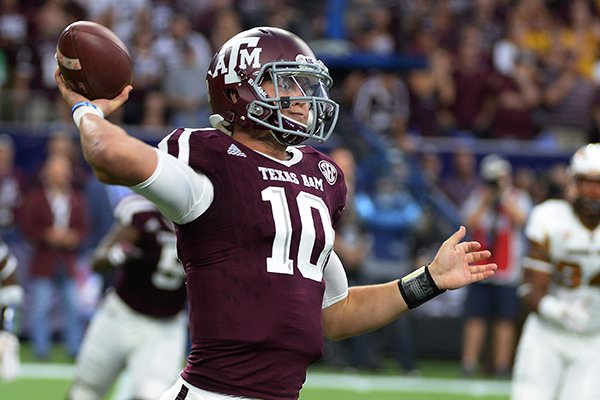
0, 238, 22, 381
512, 143, 600, 400
68, 194, 187, 400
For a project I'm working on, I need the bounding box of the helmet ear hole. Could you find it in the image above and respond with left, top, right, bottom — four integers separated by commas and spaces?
224, 89, 239, 104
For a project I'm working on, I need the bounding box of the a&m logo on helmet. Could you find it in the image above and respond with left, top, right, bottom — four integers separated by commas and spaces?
318, 160, 338, 185
207, 37, 263, 84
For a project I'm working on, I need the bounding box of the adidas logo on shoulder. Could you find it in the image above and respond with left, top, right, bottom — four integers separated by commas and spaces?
227, 144, 246, 158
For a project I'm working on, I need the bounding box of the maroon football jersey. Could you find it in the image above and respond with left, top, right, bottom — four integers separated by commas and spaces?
113, 195, 187, 318
161, 128, 347, 399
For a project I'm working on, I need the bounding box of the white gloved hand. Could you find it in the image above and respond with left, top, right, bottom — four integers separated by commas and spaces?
538, 295, 591, 333
0, 331, 20, 381
573, 292, 600, 333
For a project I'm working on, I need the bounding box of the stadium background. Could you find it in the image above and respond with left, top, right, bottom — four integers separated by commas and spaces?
0, 0, 596, 398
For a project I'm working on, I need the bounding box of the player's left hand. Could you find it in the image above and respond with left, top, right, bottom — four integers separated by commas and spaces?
54, 67, 132, 117
428, 226, 497, 290
0, 331, 20, 381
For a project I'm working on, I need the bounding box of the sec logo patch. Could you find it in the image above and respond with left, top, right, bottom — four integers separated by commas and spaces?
318, 160, 337, 185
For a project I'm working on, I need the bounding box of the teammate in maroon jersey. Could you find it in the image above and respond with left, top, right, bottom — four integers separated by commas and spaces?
56, 26, 497, 400
0, 238, 22, 382
68, 194, 187, 400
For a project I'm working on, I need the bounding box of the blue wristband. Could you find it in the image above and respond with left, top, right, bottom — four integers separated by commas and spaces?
71, 101, 104, 128
71, 101, 101, 115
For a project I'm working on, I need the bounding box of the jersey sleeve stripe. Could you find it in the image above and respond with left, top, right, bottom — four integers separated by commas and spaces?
522, 256, 554, 273
177, 129, 193, 164
158, 128, 193, 165
158, 128, 178, 153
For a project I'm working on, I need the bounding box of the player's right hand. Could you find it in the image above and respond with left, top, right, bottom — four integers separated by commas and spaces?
54, 67, 132, 117
0, 331, 20, 381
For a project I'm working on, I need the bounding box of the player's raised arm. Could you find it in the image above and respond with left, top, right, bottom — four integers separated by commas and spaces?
54, 68, 156, 186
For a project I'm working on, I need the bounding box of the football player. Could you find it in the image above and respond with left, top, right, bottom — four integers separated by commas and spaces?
512, 143, 600, 400
0, 238, 22, 382
68, 193, 187, 400
56, 26, 497, 400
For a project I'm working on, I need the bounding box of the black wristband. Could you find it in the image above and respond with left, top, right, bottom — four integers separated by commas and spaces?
398, 264, 446, 309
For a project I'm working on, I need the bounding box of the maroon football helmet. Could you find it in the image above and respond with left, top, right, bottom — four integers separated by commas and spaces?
206, 27, 339, 146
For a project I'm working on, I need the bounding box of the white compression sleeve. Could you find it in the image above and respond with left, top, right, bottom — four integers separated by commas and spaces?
131, 149, 214, 225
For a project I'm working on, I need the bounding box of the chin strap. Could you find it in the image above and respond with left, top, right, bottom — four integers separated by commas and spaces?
209, 114, 233, 136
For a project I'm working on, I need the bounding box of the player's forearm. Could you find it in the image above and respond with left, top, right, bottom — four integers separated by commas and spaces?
79, 116, 157, 186
519, 253, 553, 312
324, 282, 407, 340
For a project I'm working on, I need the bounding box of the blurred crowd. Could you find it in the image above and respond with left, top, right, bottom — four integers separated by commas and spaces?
2, 0, 600, 146
0, 0, 597, 379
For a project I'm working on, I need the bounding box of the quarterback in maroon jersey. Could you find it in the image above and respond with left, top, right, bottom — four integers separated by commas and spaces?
56, 26, 497, 400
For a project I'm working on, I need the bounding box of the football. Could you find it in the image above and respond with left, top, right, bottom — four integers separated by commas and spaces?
56, 20, 133, 100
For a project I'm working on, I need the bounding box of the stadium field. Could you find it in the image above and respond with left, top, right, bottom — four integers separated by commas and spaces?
0, 362, 511, 400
